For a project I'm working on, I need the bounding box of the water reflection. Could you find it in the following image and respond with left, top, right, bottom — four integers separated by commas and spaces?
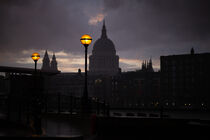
110, 110, 210, 120
42, 116, 82, 137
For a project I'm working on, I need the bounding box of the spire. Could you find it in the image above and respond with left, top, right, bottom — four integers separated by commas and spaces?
149, 58, 152, 65
142, 60, 146, 71
52, 52, 56, 60
146, 60, 148, 69
43, 50, 49, 59
101, 19, 107, 38
142, 61, 144, 70
148, 58, 154, 72
51, 52, 58, 71
191, 47, 194, 55
42, 50, 50, 71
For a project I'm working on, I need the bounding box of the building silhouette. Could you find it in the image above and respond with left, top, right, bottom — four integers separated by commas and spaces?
89, 21, 119, 76
105, 59, 159, 108
42, 50, 58, 72
42, 50, 51, 71
160, 48, 210, 108
1, 48, 210, 110
43, 70, 83, 95
51, 53, 58, 71
141, 59, 154, 72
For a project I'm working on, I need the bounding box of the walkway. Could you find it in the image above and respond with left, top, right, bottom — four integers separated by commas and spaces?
0, 113, 94, 139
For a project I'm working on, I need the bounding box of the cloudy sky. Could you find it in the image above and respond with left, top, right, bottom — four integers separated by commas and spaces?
0, 0, 210, 72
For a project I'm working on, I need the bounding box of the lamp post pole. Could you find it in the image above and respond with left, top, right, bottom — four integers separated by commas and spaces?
80, 34, 92, 114
34, 60, 37, 74
31, 53, 42, 135
84, 44, 88, 100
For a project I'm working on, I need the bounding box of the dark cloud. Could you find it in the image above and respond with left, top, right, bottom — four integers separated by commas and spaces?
0, 0, 31, 6
148, 0, 210, 40
0, 0, 91, 53
103, 0, 210, 57
103, 0, 125, 11
0, 0, 210, 71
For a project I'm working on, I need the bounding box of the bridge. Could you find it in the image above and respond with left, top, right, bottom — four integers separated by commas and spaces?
0, 66, 61, 75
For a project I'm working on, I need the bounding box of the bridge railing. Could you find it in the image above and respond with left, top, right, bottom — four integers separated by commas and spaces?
0, 93, 111, 133
43, 93, 110, 116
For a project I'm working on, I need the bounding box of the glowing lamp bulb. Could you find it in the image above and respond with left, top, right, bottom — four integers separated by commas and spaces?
80, 34, 92, 46
31, 52, 40, 61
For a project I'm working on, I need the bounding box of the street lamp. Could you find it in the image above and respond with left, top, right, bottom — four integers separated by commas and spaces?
31, 53, 40, 72
31, 52, 42, 135
80, 34, 92, 112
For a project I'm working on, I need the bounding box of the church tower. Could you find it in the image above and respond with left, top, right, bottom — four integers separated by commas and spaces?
41, 50, 51, 71
147, 58, 154, 72
141, 59, 154, 72
89, 20, 119, 76
141, 60, 146, 71
191, 47, 195, 55
51, 53, 58, 71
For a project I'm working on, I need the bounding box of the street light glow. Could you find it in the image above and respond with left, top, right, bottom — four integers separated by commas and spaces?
31, 53, 40, 61
80, 34, 92, 46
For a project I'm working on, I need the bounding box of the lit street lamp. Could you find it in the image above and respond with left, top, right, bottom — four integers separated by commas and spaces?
31, 52, 40, 73
80, 34, 92, 113
31, 52, 42, 135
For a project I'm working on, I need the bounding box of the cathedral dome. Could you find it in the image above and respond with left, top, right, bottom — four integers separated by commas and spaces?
93, 38, 116, 55
89, 20, 119, 76
92, 21, 116, 56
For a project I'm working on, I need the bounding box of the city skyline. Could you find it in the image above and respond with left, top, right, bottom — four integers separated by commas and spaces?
0, 0, 210, 72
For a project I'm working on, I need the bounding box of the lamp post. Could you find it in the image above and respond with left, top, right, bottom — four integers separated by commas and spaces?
80, 34, 92, 113
31, 52, 42, 135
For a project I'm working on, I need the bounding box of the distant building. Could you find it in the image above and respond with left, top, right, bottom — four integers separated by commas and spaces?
44, 72, 83, 97
160, 48, 210, 108
42, 50, 51, 71
42, 58, 160, 108
89, 59, 160, 108
141, 59, 154, 72
50, 53, 58, 71
89, 21, 120, 76
42, 50, 58, 72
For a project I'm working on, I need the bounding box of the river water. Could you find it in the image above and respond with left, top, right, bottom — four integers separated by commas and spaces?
110, 110, 210, 120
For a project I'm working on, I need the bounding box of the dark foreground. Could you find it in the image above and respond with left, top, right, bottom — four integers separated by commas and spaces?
93, 116, 210, 140
1, 114, 210, 140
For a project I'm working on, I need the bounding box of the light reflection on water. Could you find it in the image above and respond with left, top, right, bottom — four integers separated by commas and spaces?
110, 110, 210, 120
42, 117, 82, 137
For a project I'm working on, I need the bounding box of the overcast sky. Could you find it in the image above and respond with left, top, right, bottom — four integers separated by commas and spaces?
0, 0, 210, 72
